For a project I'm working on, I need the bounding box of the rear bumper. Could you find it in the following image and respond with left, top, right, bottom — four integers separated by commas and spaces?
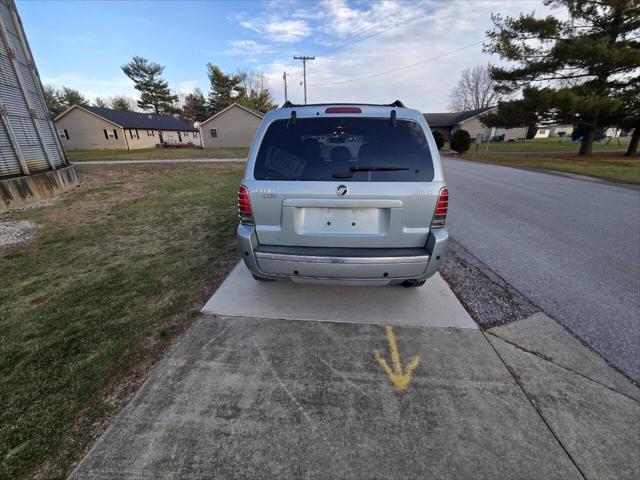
237, 224, 448, 285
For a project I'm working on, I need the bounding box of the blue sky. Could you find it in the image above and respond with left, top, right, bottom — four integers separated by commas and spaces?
17, 0, 557, 111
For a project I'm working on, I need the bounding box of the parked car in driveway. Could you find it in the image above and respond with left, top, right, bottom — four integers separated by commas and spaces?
236, 101, 448, 287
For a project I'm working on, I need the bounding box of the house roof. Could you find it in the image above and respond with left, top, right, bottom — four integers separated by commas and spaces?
56, 105, 197, 132
200, 103, 265, 126
423, 106, 494, 128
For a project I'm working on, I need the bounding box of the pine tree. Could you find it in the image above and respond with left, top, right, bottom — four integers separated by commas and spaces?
43, 84, 64, 117
110, 95, 133, 111
121, 56, 179, 115
206, 64, 243, 114
182, 88, 209, 125
484, 0, 640, 155
206, 65, 277, 114
93, 97, 108, 108
60, 87, 89, 109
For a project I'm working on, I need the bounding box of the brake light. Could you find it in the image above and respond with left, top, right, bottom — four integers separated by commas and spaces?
237, 185, 254, 225
431, 187, 448, 228
325, 107, 362, 114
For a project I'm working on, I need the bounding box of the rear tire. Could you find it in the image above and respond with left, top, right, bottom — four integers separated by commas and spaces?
402, 279, 426, 288
252, 274, 274, 282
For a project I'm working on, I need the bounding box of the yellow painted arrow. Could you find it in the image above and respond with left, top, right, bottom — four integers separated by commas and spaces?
374, 326, 420, 391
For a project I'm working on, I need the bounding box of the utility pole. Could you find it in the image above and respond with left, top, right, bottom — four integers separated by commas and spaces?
293, 55, 315, 104
282, 71, 289, 102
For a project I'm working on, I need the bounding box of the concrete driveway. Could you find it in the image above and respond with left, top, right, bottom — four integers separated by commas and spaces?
70, 263, 639, 479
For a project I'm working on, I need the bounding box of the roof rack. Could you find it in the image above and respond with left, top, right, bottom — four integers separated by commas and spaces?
280, 100, 405, 108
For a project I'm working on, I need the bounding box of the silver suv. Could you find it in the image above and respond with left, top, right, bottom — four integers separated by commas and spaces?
237, 101, 448, 287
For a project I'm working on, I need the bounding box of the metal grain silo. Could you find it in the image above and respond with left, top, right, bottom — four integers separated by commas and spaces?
0, 0, 76, 210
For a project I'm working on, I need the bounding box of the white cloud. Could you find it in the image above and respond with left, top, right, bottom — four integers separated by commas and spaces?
257, 0, 561, 111
174, 80, 199, 94
240, 18, 311, 43
40, 74, 135, 100
226, 40, 275, 55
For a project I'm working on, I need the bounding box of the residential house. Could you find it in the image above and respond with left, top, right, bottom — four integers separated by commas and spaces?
54, 105, 200, 150
535, 124, 573, 138
424, 106, 528, 141
199, 103, 264, 149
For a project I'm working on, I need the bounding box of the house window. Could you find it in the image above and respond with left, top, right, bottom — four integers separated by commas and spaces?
183, 131, 189, 138
58, 129, 69, 140
147, 130, 154, 136
194, 131, 199, 138
210, 128, 218, 138
129, 129, 139, 139
104, 129, 118, 140
539, 129, 547, 134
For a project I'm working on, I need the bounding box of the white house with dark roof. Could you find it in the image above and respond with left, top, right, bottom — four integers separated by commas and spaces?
199, 103, 264, 149
54, 105, 200, 150
424, 106, 527, 141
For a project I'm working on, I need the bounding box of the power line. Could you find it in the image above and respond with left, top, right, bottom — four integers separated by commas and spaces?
321, 6, 409, 49
309, 41, 483, 87
322, 13, 425, 53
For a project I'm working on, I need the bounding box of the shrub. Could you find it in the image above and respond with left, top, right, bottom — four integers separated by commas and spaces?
431, 130, 445, 150
450, 129, 471, 152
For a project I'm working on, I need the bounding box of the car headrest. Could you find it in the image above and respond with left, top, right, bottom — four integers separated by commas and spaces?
330, 146, 352, 162
301, 138, 322, 160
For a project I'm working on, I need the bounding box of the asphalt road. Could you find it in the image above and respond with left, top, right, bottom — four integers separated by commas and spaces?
443, 157, 640, 383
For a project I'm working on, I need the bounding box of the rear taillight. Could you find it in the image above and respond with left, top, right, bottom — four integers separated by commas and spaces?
237, 185, 254, 225
431, 187, 448, 228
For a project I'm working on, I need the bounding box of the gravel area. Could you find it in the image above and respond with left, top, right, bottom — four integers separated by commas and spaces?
0, 220, 38, 248
439, 238, 539, 328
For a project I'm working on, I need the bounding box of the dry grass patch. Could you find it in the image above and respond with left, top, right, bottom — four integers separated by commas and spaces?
66, 147, 249, 162
461, 151, 640, 185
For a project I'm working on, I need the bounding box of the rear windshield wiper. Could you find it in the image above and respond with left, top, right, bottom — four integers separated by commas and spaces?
349, 166, 410, 172
332, 166, 410, 179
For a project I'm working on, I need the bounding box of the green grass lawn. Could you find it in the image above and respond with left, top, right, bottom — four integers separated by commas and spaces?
66, 147, 250, 162
461, 151, 640, 185
0, 163, 244, 479
474, 136, 630, 153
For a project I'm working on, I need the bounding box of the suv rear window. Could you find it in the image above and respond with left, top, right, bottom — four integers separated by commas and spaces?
253, 117, 434, 182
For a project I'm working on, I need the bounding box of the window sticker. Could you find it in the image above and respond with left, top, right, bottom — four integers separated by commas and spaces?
266, 147, 307, 178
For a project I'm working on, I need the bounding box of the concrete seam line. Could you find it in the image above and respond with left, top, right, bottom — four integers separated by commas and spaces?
310, 353, 374, 399
252, 339, 318, 431
479, 330, 588, 480
486, 331, 640, 405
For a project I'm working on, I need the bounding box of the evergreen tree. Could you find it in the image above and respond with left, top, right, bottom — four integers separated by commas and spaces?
484, 0, 640, 155
182, 88, 209, 124
618, 83, 639, 156
43, 84, 64, 117
206, 64, 243, 114
206, 64, 277, 114
121, 56, 179, 115
93, 97, 108, 108
60, 87, 89, 108
110, 95, 133, 111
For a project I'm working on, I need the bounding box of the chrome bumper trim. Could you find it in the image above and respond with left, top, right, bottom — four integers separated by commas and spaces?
255, 251, 430, 265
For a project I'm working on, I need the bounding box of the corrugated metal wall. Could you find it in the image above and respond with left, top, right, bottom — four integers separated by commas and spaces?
0, 0, 66, 178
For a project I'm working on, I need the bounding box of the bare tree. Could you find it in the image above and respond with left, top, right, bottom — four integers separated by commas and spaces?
236, 69, 277, 112
448, 65, 501, 112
